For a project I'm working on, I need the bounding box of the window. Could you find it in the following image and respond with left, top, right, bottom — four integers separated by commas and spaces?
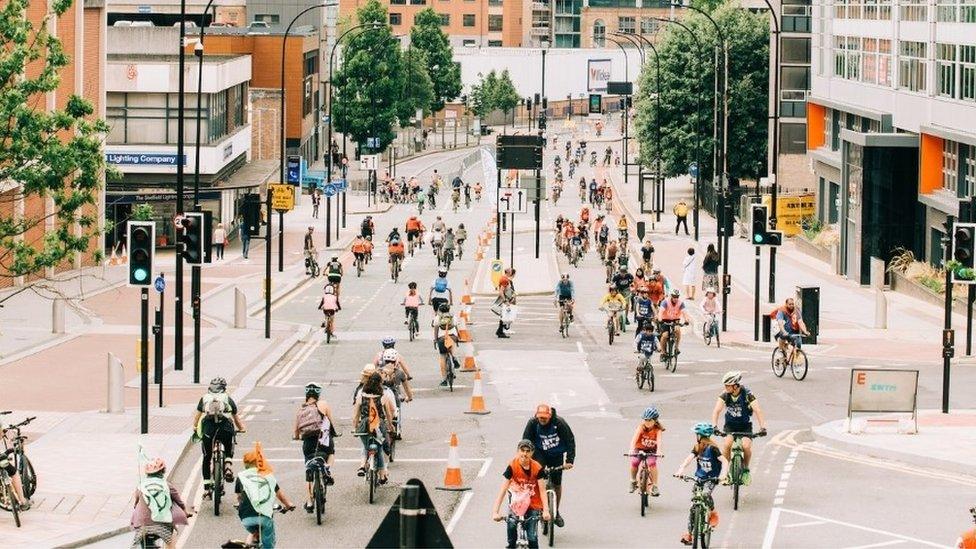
488, 40, 503, 47
781, 66, 810, 91
593, 19, 605, 46
390, 0, 405, 3
899, 0, 927, 21
944, 140, 960, 194
390, 13, 402, 25
463, 39, 477, 46
463, 14, 476, 26
253, 14, 279, 24
963, 45, 976, 101
782, 37, 811, 63
845, 36, 861, 81
617, 16, 635, 34
780, 123, 807, 154
937, 44, 957, 98
833, 36, 846, 77
488, 14, 503, 31
936, 0, 975, 21
438, 13, 450, 25
488, 0, 503, 5
640, 18, 658, 34
409, 0, 426, 4
898, 41, 927, 92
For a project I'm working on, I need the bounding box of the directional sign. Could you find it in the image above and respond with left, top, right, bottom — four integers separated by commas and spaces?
269, 183, 295, 212
153, 275, 166, 293
360, 154, 379, 171
498, 188, 528, 214
323, 183, 339, 197
333, 179, 348, 191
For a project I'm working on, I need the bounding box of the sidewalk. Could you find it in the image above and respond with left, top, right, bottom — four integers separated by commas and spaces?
0, 149, 471, 546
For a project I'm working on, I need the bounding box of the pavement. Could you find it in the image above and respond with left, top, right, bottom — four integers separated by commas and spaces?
0, 147, 479, 547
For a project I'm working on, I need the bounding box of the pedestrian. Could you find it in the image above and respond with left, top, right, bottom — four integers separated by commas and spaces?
212, 223, 227, 260
673, 200, 690, 236
239, 218, 251, 260
702, 244, 720, 293
682, 247, 698, 300
495, 268, 516, 338
311, 189, 321, 219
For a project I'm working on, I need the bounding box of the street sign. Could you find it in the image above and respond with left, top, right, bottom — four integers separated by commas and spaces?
606, 81, 633, 95
269, 183, 295, 212
366, 137, 380, 149
498, 187, 528, 214
689, 162, 699, 179
490, 260, 504, 288
323, 183, 339, 197
360, 154, 379, 171
333, 179, 348, 191
153, 275, 165, 293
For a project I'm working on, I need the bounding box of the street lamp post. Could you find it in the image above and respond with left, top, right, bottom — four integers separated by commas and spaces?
756, 0, 782, 303
606, 36, 631, 186
611, 32, 645, 191
175, 0, 188, 370
631, 33, 663, 223
536, 37, 550, 259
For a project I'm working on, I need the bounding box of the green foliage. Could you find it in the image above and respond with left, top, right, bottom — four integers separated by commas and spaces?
493, 70, 520, 113
332, 0, 402, 152
468, 69, 521, 119
633, 4, 769, 183
800, 216, 823, 240
131, 204, 156, 222
397, 47, 436, 127
409, 9, 462, 112
0, 0, 109, 279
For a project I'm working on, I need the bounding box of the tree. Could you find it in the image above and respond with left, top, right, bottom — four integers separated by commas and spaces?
410, 9, 462, 112
493, 70, 521, 116
397, 47, 436, 127
633, 3, 769, 183
0, 0, 109, 281
332, 0, 403, 152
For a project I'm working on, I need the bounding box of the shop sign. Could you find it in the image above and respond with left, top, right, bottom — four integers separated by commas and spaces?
106, 152, 186, 166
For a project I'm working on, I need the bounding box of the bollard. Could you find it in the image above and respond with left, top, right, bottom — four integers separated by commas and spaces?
875, 288, 888, 329
52, 298, 65, 334
399, 484, 419, 548
106, 352, 124, 413
234, 287, 247, 328
762, 310, 772, 343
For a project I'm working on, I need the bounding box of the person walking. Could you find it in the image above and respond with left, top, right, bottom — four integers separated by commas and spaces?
311, 189, 321, 219
673, 200, 690, 236
239, 218, 251, 260
702, 244, 720, 293
495, 268, 516, 338
682, 247, 699, 300
212, 223, 227, 260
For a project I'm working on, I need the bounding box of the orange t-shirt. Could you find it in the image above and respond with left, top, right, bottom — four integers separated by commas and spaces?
507, 458, 544, 511
406, 219, 421, 231
389, 242, 405, 255
635, 425, 661, 452
352, 241, 368, 253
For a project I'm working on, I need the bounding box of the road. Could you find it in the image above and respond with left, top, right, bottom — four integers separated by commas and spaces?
112, 138, 973, 549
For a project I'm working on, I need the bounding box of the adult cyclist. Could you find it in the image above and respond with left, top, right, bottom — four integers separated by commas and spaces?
522, 404, 575, 528
657, 289, 690, 360
433, 303, 461, 385
710, 371, 767, 485
293, 382, 336, 512
611, 266, 635, 328
428, 267, 453, 319
192, 377, 246, 499
554, 273, 575, 322
324, 255, 343, 295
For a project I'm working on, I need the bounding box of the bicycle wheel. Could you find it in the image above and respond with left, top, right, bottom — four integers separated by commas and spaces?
19, 455, 36, 498
547, 491, 557, 547
409, 318, 417, 341
212, 445, 223, 516
314, 475, 324, 525
388, 430, 397, 463
636, 365, 645, 390
731, 455, 742, 510
608, 321, 615, 345
4, 481, 20, 528
791, 349, 809, 381
648, 365, 655, 392
357, 260, 362, 277
446, 356, 454, 392
691, 507, 704, 549
714, 325, 721, 349
640, 492, 648, 517
702, 322, 712, 346
771, 347, 787, 377
667, 348, 677, 373
368, 468, 376, 504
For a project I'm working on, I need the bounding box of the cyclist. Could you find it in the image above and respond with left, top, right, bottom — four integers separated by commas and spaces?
491, 439, 552, 549
434, 303, 461, 385
303, 226, 316, 275
456, 224, 468, 252
428, 267, 453, 317
431, 215, 446, 233
426, 183, 437, 208
628, 407, 664, 496
388, 238, 405, 280
605, 240, 618, 282
600, 286, 628, 336
360, 215, 375, 239
318, 284, 340, 334
634, 289, 655, 333
353, 370, 395, 484
611, 266, 635, 330
451, 187, 461, 210
443, 228, 457, 265
521, 404, 574, 527
576, 221, 590, 253
597, 222, 610, 257
430, 227, 445, 264
588, 178, 598, 205
774, 297, 810, 353
617, 216, 629, 242
372, 338, 414, 393
386, 226, 401, 244
416, 188, 426, 213
192, 377, 246, 499
406, 216, 422, 248
363, 235, 374, 264
463, 180, 472, 207
578, 177, 586, 201
657, 289, 691, 360
634, 319, 658, 369
236, 446, 296, 549
293, 383, 336, 512
646, 268, 666, 317
958, 507, 976, 548
380, 348, 414, 403
674, 423, 726, 546
640, 239, 655, 271
700, 288, 722, 330
351, 236, 369, 271
402, 282, 424, 327
580, 206, 590, 227
325, 255, 343, 294
711, 371, 767, 485
130, 458, 189, 549
554, 274, 575, 322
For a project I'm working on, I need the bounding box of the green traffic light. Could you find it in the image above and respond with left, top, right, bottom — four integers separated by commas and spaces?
754, 234, 764, 244
133, 268, 149, 282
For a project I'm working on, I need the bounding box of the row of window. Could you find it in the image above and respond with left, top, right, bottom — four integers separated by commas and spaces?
391, 12, 502, 29
943, 140, 976, 196
390, 0, 504, 3
591, 17, 659, 46
935, 44, 976, 100
820, 107, 883, 152
833, 36, 894, 87
832, 0, 976, 21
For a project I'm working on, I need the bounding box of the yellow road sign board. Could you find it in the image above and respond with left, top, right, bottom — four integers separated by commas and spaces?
270, 184, 295, 212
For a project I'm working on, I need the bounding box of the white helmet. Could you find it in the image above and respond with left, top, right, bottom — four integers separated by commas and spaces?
722, 371, 742, 385
324, 285, 335, 295
382, 349, 399, 363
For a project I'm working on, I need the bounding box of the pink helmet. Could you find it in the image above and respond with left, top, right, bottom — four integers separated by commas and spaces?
144, 458, 166, 475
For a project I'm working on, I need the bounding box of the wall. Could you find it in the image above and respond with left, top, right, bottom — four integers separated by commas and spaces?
919, 133, 944, 195
106, 55, 252, 94
250, 88, 283, 161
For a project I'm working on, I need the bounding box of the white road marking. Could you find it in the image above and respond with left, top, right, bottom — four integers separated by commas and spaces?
478, 457, 494, 478
445, 491, 474, 535
782, 520, 827, 528
761, 507, 782, 549
778, 509, 944, 548
576, 341, 584, 354
841, 541, 907, 549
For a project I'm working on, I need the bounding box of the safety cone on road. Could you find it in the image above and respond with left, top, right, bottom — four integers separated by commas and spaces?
460, 341, 478, 372
460, 304, 474, 326
461, 279, 473, 305
436, 433, 470, 491
464, 370, 491, 415
108, 245, 119, 266
118, 243, 128, 264
457, 313, 472, 343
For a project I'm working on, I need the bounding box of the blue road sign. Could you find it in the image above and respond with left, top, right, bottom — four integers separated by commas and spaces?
334, 179, 348, 191
689, 162, 699, 179
323, 183, 339, 197
154, 275, 166, 293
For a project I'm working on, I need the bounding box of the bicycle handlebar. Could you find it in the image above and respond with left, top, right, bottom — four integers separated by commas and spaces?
716, 430, 766, 438
623, 452, 663, 458
673, 474, 709, 483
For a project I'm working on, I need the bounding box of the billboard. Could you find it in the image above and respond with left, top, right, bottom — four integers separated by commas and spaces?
587, 59, 612, 92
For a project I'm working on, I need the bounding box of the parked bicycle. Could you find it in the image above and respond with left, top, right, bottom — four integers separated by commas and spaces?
771, 335, 808, 380
674, 475, 716, 548
624, 451, 662, 516
715, 430, 766, 510
1, 415, 36, 499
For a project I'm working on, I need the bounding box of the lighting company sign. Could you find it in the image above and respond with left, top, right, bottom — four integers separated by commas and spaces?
587, 59, 612, 92
106, 152, 187, 166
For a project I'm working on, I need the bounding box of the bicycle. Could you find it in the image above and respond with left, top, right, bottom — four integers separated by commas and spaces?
623, 451, 662, 516
209, 428, 242, 516
351, 432, 383, 504
305, 454, 329, 525
771, 334, 808, 381
558, 301, 572, 338
443, 248, 454, 271
635, 352, 655, 391
1, 415, 36, 499
674, 475, 717, 548
457, 241, 465, 259
540, 465, 566, 547
406, 307, 420, 342
715, 430, 766, 510
658, 320, 685, 373
602, 302, 624, 345
305, 253, 320, 278
417, 201, 424, 215
390, 255, 401, 283
322, 310, 336, 344
355, 255, 364, 277
441, 343, 457, 392
702, 314, 720, 347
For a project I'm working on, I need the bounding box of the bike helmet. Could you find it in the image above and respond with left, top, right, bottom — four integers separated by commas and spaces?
722, 371, 742, 386
439, 303, 451, 313
619, 265, 627, 272
438, 267, 448, 276
382, 349, 399, 363
382, 337, 396, 348
208, 377, 227, 393
307, 226, 314, 231
305, 382, 322, 396
693, 422, 715, 437
144, 458, 166, 475
642, 407, 660, 421
324, 285, 335, 294
670, 288, 680, 297
331, 255, 339, 261
517, 439, 535, 452
609, 286, 618, 292
705, 287, 717, 296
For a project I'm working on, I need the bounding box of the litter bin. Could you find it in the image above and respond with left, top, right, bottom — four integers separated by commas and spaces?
796, 286, 820, 344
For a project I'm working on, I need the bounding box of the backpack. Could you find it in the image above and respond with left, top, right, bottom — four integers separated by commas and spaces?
434, 278, 448, 293
361, 219, 371, 231
358, 394, 386, 434
201, 393, 230, 417
296, 403, 323, 439
328, 261, 342, 275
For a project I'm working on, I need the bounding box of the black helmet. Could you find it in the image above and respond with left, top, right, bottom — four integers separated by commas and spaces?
439, 303, 451, 313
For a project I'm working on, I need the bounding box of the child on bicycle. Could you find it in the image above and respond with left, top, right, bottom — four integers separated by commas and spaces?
401, 282, 424, 326
628, 406, 664, 496
674, 422, 727, 546
700, 287, 721, 326
130, 457, 190, 549
491, 439, 552, 549
634, 320, 657, 366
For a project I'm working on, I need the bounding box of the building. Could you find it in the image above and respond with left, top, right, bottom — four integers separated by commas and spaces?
0, 0, 106, 288
105, 0, 246, 27
806, 0, 976, 283
581, 0, 674, 49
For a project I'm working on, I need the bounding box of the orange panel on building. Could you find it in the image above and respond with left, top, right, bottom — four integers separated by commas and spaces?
919, 133, 944, 195
806, 102, 825, 151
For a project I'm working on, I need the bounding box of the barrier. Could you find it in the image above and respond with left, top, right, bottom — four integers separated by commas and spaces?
847, 368, 919, 433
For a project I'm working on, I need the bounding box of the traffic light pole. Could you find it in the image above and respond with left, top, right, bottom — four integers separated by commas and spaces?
943, 215, 955, 414
140, 288, 149, 434
754, 245, 760, 342
192, 265, 201, 384
495, 169, 501, 260
278, 211, 284, 272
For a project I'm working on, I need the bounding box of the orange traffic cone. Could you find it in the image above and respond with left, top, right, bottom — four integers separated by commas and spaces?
461, 279, 473, 305
118, 243, 128, 264
461, 304, 474, 326
460, 341, 478, 372
436, 433, 470, 491
464, 370, 491, 415
457, 313, 472, 343
108, 245, 119, 266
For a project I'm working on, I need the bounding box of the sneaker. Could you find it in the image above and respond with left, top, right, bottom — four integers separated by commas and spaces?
19, 499, 32, 511
680, 533, 693, 545
651, 484, 660, 497
629, 480, 638, 493
223, 461, 235, 483
357, 466, 366, 477
202, 488, 213, 500
304, 501, 314, 513
554, 514, 565, 528
439, 379, 449, 387
708, 510, 720, 528
742, 469, 751, 486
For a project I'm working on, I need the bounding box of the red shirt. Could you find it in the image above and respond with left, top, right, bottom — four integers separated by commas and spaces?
505, 458, 545, 510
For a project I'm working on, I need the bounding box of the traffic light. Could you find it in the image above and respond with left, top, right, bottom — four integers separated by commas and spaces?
751, 204, 769, 245
952, 222, 976, 283
589, 94, 602, 114
127, 221, 155, 287
241, 194, 262, 236
182, 212, 204, 264
533, 144, 544, 168
541, 97, 548, 109
538, 114, 547, 131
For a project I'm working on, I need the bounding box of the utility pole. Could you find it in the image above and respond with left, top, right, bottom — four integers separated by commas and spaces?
174, 0, 188, 370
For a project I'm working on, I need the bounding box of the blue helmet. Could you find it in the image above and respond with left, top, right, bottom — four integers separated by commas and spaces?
642, 407, 660, 421
693, 422, 715, 437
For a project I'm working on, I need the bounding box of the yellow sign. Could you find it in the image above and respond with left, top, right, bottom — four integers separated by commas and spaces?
490, 260, 504, 288
270, 184, 295, 212
761, 194, 816, 236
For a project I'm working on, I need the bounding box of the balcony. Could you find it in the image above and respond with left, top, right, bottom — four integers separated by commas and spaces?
530, 25, 552, 36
